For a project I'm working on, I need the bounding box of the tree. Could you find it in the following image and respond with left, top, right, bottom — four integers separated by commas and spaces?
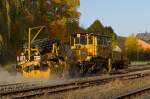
48, 0, 80, 41
0, 0, 80, 64
125, 34, 138, 53
0, 0, 80, 44
104, 26, 117, 47
87, 20, 104, 33
104, 26, 114, 35
125, 34, 141, 61
86, 19, 118, 48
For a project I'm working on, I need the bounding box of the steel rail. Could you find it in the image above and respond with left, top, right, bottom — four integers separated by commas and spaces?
11, 80, 105, 99
114, 86, 150, 99
125, 65, 150, 73
0, 81, 49, 95
0, 82, 26, 87
0, 63, 147, 87
1, 69, 150, 99
0, 64, 150, 98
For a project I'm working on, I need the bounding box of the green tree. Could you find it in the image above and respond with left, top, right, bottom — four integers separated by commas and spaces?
86, 19, 118, 47
104, 26, 114, 35
87, 20, 104, 33
104, 26, 117, 47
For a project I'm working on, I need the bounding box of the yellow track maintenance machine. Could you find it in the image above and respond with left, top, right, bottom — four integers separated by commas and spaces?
68, 33, 127, 77
16, 26, 66, 78
68, 33, 112, 77
16, 27, 128, 78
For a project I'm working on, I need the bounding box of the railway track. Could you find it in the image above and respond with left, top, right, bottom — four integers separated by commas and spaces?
1, 68, 150, 99
126, 64, 150, 72
0, 81, 48, 97
112, 64, 150, 74
114, 85, 150, 99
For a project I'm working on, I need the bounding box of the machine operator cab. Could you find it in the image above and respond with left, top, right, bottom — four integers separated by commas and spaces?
70, 33, 112, 62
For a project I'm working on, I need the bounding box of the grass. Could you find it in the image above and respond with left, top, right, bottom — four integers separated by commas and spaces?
131, 61, 150, 65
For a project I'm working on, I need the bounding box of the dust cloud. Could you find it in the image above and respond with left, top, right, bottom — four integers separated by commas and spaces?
0, 67, 42, 84
0, 65, 69, 85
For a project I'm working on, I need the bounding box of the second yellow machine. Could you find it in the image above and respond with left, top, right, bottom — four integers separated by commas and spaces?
16, 26, 66, 78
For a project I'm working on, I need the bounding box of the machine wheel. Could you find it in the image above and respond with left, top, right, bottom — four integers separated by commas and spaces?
69, 63, 81, 78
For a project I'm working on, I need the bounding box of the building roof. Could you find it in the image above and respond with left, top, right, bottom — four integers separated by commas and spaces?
138, 39, 150, 50
136, 33, 150, 43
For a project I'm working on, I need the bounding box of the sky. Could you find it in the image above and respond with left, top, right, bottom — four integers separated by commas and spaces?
79, 0, 150, 36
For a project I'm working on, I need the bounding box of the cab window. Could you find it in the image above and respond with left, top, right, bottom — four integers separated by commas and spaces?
88, 35, 93, 44
80, 35, 87, 45
97, 36, 111, 46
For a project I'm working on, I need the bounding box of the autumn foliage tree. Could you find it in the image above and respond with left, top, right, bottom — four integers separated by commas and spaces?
0, 0, 80, 64
125, 34, 143, 61
125, 35, 138, 53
